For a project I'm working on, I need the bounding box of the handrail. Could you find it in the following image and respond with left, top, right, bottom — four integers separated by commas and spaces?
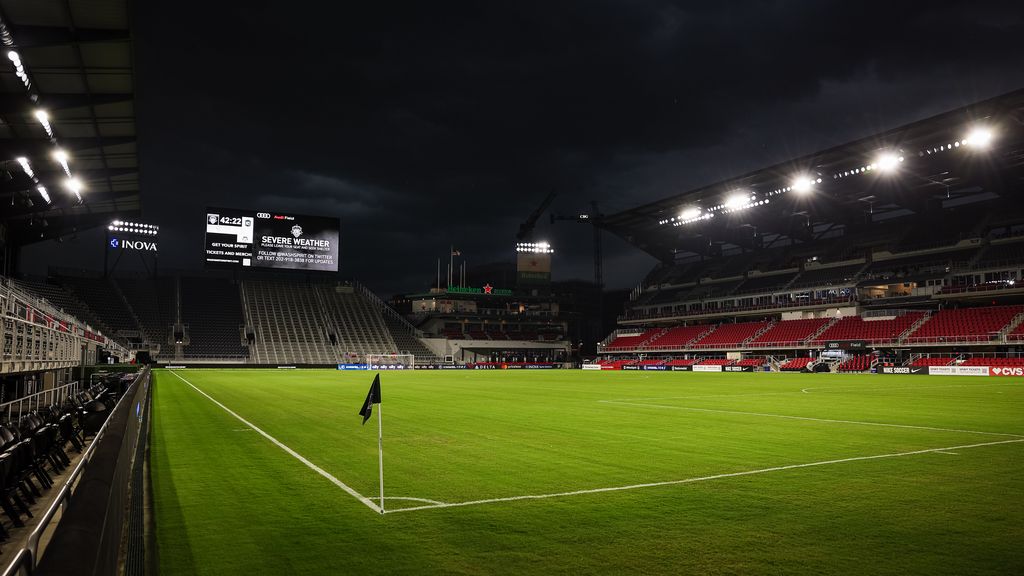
1, 368, 147, 576
0, 381, 81, 422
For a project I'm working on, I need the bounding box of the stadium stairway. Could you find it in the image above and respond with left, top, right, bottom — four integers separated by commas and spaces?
243, 279, 336, 364
180, 277, 248, 360
317, 283, 399, 360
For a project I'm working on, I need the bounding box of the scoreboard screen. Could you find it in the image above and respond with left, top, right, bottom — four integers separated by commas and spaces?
204, 207, 340, 271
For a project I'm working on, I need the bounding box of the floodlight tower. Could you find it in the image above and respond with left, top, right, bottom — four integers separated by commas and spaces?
104, 219, 160, 277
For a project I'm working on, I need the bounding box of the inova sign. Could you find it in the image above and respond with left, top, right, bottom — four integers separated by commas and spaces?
109, 237, 158, 252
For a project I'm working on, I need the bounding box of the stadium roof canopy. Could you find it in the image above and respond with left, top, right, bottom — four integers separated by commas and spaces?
601, 89, 1024, 263
0, 0, 137, 246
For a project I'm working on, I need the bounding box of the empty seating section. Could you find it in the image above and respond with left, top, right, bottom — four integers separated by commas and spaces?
1007, 321, 1024, 342
665, 358, 699, 367
909, 356, 955, 367
117, 278, 175, 346
836, 355, 873, 372
811, 312, 925, 345
181, 278, 248, 359
380, 314, 440, 363
977, 241, 1024, 268
638, 359, 666, 366
696, 358, 731, 365
58, 276, 139, 338
316, 285, 398, 360
780, 358, 813, 371
904, 306, 1022, 343
865, 250, 976, 279
13, 279, 106, 333
645, 325, 712, 349
960, 357, 1024, 367
733, 358, 764, 367
790, 264, 862, 288
748, 318, 830, 347
244, 280, 336, 364
734, 273, 797, 294
691, 321, 768, 348
604, 330, 658, 350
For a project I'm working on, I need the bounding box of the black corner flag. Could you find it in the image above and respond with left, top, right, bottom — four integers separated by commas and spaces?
359, 373, 382, 425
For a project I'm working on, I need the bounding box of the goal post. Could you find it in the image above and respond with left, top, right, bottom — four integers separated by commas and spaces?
365, 353, 415, 370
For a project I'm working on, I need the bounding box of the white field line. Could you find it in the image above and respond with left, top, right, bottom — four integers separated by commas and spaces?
609, 381, 1023, 402
383, 496, 448, 505
598, 400, 1024, 438
386, 438, 1024, 514
801, 382, 1023, 394
168, 370, 382, 514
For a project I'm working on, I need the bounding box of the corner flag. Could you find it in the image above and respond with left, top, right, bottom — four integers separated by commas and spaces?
359, 373, 382, 425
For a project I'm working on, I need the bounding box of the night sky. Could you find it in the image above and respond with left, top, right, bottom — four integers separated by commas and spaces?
23, 1, 1024, 296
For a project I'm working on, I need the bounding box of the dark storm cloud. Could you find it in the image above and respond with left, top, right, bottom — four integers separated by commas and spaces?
55, 0, 1021, 294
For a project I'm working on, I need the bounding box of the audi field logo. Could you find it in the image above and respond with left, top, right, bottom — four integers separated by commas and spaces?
991, 367, 1024, 376
257, 212, 271, 219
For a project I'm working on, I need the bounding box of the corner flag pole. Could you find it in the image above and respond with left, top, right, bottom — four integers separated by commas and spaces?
358, 374, 385, 513
377, 399, 385, 513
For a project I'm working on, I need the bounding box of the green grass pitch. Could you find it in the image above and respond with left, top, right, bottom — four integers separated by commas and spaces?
149, 369, 1024, 575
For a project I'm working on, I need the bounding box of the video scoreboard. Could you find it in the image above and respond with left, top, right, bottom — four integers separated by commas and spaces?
204, 207, 339, 271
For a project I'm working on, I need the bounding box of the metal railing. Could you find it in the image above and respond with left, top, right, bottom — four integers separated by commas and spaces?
0, 381, 81, 422
1, 369, 147, 576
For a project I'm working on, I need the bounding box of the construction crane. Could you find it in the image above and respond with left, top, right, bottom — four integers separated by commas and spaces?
516, 191, 558, 241
550, 200, 604, 288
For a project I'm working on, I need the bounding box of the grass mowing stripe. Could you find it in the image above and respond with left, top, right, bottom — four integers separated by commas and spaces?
153, 370, 1024, 575
599, 400, 1024, 437
167, 370, 382, 514
387, 438, 1024, 513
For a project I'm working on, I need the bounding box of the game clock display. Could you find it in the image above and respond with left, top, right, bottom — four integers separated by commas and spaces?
204, 207, 340, 271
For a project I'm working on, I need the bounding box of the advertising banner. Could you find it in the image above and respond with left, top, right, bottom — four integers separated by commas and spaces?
928, 366, 989, 376
989, 366, 1024, 377
692, 365, 722, 372
880, 366, 929, 375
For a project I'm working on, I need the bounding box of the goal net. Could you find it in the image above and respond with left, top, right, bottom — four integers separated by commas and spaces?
365, 353, 415, 370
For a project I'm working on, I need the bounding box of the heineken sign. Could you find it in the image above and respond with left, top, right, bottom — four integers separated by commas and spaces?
447, 284, 513, 296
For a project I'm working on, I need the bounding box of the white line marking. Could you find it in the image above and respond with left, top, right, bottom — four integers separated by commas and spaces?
167, 370, 382, 514
800, 382, 1023, 394
598, 400, 1024, 438
386, 438, 1024, 514
383, 496, 448, 505
609, 382, 1022, 401
934, 451, 959, 455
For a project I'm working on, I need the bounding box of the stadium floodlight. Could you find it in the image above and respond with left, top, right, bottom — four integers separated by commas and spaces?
874, 152, 902, 173
964, 127, 993, 149
65, 177, 83, 201
36, 185, 51, 205
516, 241, 554, 254
15, 157, 35, 179
725, 192, 751, 210
34, 109, 54, 137
680, 207, 702, 220
791, 177, 815, 194
53, 148, 71, 175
